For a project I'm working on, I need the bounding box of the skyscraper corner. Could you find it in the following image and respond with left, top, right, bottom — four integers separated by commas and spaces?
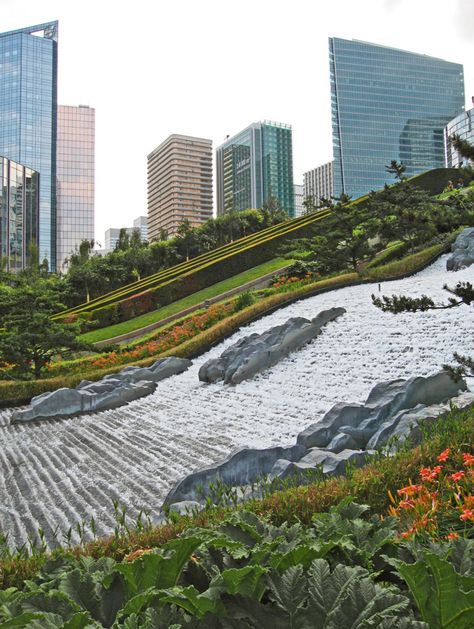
329, 37, 465, 200
0, 21, 59, 271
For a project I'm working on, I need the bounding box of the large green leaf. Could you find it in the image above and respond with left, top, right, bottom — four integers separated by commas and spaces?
270, 542, 337, 572
58, 569, 102, 620
218, 565, 267, 600
155, 584, 224, 618
18, 590, 82, 621
115, 536, 202, 597
0, 611, 100, 628
266, 564, 307, 627
395, 552, 474, 629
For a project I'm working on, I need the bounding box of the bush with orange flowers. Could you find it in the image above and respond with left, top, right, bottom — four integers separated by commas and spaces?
390, 447, 474, 541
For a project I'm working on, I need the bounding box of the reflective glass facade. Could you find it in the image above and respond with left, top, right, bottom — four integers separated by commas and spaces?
56, 105, 95, 271
0, 156, 39, 273
445, 108, 474, 168
216, 121, 294, 217
329, 38, 465, 199
0, 22, 58, 270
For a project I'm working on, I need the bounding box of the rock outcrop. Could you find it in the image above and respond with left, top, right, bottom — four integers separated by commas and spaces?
163, 371, 471, 509
11, 357, 192, 423
198, 307, 346, 385
447, 227, 474, 271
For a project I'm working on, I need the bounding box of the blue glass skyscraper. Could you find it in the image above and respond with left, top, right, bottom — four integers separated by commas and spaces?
329, 38, 465, 200
0, 22, 58, 270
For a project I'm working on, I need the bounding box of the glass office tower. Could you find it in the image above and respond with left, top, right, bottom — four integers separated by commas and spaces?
56, 105, 95, 272
329, 38, 465, 199
0, 22, 58, 270
216, 121, 294, 217
0, 156, 39, 273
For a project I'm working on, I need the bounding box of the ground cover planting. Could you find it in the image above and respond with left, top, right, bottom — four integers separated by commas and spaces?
1, 402, 474, 627
78, 257, 293, 345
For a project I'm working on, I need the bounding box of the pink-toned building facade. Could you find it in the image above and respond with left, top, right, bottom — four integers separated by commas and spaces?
56, 104, 95, 271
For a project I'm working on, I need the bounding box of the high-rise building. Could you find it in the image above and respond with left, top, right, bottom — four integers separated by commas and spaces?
133, 216, 148, 242
304, 162, 334, 205
0, 22, 58, 270
56, 105, 95, 271
147, 135, 213, 240
294, 184, 305, 217
445, 106, 474, 168
329, 38, 465, 199
216, 120, 294, 217
0, 156, 39, 273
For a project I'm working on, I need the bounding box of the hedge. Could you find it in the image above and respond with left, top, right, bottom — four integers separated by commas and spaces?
55, 209, 332, 321
75, 210, 332, 330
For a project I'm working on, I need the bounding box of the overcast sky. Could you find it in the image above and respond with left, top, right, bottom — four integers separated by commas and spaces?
2, 0, 473, 244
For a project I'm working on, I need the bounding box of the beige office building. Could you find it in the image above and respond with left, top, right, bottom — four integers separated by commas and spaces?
147, 134, 213, 240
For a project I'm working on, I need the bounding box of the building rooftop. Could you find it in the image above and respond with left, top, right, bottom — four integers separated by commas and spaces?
0, 21, 58, 42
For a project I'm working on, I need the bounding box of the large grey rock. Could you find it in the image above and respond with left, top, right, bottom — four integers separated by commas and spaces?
447, 227, 474, 271
163, 444, 306, 505
273, 448, 374, 481
11, 357, 192, 423
199, 308, 346, 385
297, 371, 465, 449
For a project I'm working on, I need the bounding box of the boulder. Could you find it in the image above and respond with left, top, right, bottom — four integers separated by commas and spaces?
11, 357, 192, 423
446, 227, 474, 271
273, 448, 374, 481
298, 371, 465, 449
199, 308, 346, 385
163, 443, 306, 505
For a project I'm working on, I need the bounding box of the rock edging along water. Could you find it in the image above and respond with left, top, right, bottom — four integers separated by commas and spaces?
198, 307, 346, 385
163, 371, 472, 509
446, 227, 474, 271
10, 357, 192, 423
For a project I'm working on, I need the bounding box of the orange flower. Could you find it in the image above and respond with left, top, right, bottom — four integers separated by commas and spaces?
451, 471, 465, 482
420, 466, 442, 481
446, 532, 459, 540
460, 508, 474, 522
398, 499, 416, 510
463, 453, 474, 466
397, 484, 422, 496
437, 448, 450, 462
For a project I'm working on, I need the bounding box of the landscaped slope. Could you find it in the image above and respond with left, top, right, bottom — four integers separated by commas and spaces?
1, 254, 472, 549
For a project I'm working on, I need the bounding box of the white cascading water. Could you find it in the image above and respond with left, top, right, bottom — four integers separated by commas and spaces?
0, 254, 473, 548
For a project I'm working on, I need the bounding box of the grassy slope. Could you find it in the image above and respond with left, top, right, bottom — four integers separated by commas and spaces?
79, 257, 292, 344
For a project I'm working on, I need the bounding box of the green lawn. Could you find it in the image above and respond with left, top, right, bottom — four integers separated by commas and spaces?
79, 257, 292, 344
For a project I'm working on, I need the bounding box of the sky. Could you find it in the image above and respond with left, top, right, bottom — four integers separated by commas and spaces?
1, 0, 473, 246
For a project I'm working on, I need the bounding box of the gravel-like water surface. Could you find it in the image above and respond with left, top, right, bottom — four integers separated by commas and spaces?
0, 255, 472, 547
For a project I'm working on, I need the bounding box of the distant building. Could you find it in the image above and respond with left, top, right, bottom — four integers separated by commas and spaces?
445, 107, 474, 168
329, 37, 465, 199
304, 162, 334, 205
216, 120, 294, 217
133, 215, 148, 242
0, 21, 58, 270
147, 134, 213, 240
0, 156, 39, 273
56, 105, 95, 271
103, 216, 148, 253
294, 184, 305, 217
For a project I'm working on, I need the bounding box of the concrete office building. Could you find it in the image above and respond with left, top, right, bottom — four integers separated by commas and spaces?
0, 156, 39, 273
0, 22, 58, 270
104, 216, 148, 253
294, 184, 305, 217
216, 120, 294, 217
147, 135, 213, 240
329, 37, 465, 199
56, 105, 95, 271
304, 162, 334, 205
445, 106, 474, 168
133, 215, 148, 242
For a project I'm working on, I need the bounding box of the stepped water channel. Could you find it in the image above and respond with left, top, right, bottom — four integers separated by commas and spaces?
1, 255, 473, 548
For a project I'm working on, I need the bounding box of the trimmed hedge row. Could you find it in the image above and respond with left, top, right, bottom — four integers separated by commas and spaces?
56, 209, 332, 320
77, 210, 332, 330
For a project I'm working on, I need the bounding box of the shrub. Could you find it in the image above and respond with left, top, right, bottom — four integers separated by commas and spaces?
233, 291, 256, 312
